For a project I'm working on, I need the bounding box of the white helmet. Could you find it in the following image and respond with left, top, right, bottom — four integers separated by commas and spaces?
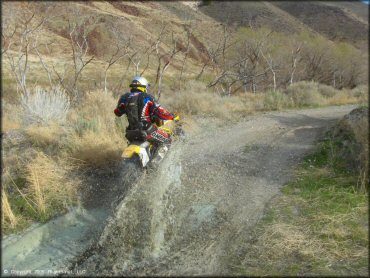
130, 76, 150, 92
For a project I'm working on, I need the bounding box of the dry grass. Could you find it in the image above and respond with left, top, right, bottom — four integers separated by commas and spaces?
267, 81, 368, 109
67, 90, 128, 167
326, 90, 360, 105
26, 152, 78, 220
69, 130, 125, 167
242, 189, 368, 275
165, 80, 367, 123
1, 102, 22, 132
166, 80, 366, 122
164, 80, 262, 120
2, 188, 18, 229
69, 90, 123, 133
25, 122, 67, 148
318, 83, 339, 98
2, 115, 21, 132
1, 90, 128, 234
256, 222, 324, 259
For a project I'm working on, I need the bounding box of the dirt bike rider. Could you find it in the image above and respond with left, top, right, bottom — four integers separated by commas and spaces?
114, 76, 176, 146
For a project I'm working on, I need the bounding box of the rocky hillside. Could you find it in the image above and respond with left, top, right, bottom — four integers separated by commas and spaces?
199, 1, 368, 50
272, 1, 368, 49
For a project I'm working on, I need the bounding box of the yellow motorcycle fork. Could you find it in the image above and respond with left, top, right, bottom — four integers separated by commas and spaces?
122, 145, 141, 158
122, 143, 153, 159
158, 120, 175, 135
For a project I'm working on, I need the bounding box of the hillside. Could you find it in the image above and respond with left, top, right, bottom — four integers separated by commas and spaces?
198, 1, 310, 34
321, 1, 369, 23
272, 1, 368, 49
1, 1, 221, 101
199, 1, 368, 50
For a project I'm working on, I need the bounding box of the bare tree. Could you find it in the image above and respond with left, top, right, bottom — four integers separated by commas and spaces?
102, 22, 132, 94
207, 55, 247, 95
299, 35, 334, 85
1, 18, 17, 56
154, 30, 181, 100
3, 6, 47, 95
241, 30, 272, 93
66, 13, 96, 100
289, 43, 302, 85
196, 25, 234, 81
260, 49, 279, 92
209, 32, 266, 94
178, 24, 193, 89
33, 38, 55, 88
126, 26, 165, 77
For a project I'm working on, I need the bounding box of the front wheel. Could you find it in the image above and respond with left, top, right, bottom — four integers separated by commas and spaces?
121, 155, 141, 181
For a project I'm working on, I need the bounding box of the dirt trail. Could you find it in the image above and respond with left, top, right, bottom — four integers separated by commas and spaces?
71, 105, 357, 276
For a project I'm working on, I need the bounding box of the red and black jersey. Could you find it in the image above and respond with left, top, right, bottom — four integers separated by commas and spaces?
114, 90, 174, 130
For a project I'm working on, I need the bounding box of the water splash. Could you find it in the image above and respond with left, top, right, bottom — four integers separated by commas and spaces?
149, 143, 183, 257
74, 142, 184, 275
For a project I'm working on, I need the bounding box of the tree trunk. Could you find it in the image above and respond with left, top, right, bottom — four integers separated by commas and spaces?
333, 72, 336, 88
290, 57, 297, 85
104, 69, 108, 94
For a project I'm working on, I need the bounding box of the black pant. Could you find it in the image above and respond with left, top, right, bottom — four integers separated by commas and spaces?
125, 123, 171, 145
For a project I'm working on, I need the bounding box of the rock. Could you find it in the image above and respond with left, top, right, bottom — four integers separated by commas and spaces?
332, 107, 368, 173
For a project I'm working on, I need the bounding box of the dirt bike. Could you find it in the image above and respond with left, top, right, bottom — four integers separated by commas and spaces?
121, 114, 181, 168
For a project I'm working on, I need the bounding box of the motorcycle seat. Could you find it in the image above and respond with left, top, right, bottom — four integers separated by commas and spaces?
125, 129, 147, 142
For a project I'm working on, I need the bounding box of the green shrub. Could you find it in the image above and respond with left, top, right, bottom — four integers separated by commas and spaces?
285, 81, 324, 107
351, 85, 368, 99
74, 117, 99, 136
263, 90, 291, 110
317, 84, 338, 98
21, 86, 70, 125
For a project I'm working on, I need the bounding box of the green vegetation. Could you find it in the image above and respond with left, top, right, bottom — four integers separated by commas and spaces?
239, 132, 368, 276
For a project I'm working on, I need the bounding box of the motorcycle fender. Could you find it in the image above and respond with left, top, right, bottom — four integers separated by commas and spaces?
122, 144, 150, 167
122, 145, 141, 158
